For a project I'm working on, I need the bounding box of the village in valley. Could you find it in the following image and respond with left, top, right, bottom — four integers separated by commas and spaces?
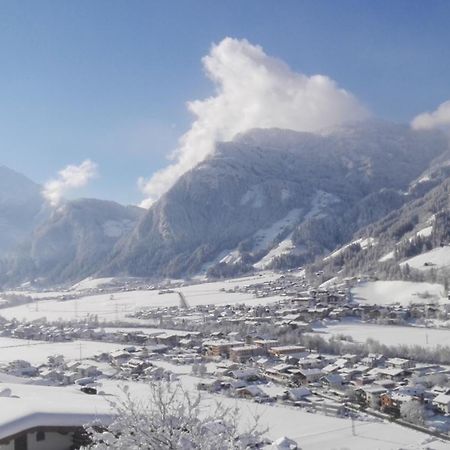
2, 271, 450, 449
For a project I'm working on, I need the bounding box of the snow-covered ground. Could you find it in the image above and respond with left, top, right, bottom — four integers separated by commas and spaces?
378, 250, 394, 262
0, 273, 283, 322
99, 365, 449, 450
70, 277, 118, 291
401, 246, 450, 271
352, 280, 447, 306
325, 237, 376, 261
2, 290, 71, 299
252, 209, 302, 254
0, 383, 113, 440
305, 190, 340, 220
0, 338, 123, 365
253, 235, 296, 269
100, 326, 197, 336
313, 321, 450, 349
211, 209, 303, 269
416, 225, 433, 238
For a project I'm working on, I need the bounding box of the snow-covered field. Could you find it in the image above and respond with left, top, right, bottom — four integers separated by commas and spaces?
352, 280, 446, 306
325, 237, 376, 261
216, 209, 303, 269
71, 277, 117, 291
313, 321, 450, 349
416, 225, 433, 238
0, 338, 123, 365
252, 209, 302, 254
401, 246, 450, 271
100, 326, 197, 336
253, 235, 296, 269
0, 273, 283, 322
378, 250, 394, 262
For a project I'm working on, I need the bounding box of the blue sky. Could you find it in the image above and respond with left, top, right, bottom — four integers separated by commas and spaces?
1, 0, 450, 205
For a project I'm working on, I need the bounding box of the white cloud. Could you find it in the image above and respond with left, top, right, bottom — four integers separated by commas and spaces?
139, 37, 369, 208
411, 100, 450, 131
43, 159, 98, 207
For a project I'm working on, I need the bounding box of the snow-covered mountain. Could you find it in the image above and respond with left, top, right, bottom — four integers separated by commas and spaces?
103, 121, 449, 279
2, 121, 449, 285
3, 198, 144, 285
312, 154, 450, 281
0, 166, 46, 254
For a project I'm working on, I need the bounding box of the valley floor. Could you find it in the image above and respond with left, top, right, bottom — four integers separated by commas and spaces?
2, 272, 450, 448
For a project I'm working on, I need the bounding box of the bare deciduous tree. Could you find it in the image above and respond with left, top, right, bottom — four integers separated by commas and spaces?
84, 382, 266, 449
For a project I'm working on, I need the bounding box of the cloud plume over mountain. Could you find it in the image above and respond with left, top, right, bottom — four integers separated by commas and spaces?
43, 159, 98, 207
411, 100, 450, 132
138, 37, 369, 207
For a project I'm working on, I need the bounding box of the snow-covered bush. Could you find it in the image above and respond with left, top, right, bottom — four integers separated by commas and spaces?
84, 382, 266, 449
400, 400, 426, 425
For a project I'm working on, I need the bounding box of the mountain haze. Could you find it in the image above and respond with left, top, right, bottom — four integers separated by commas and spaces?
3, 199, 144, 284
0, 166, 46, 254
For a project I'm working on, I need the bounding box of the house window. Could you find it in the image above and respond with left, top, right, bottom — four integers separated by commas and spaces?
36, 431, 45, 441
14, 435, 27, 450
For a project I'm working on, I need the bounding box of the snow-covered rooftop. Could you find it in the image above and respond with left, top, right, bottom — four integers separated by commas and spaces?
0, 383, 114, 440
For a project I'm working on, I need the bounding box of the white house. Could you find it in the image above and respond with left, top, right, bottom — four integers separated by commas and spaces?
433, 393, 450, 415
0, 383, 114, 450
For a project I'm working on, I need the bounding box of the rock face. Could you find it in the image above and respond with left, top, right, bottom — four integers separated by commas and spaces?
4, 199, 144, 284
105, 121, 449, 278
0, 166, 46, 254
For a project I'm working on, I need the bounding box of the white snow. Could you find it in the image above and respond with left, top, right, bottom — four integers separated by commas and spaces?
319, 276, 340, 289
305, 190, 340, 220
240, 185, 265, 208
352, 280, 446, 306
417, 225, 433, 238
252, 209, 302, 254
103, 219, 133, 238
71, 277, 117, 291
280, 188, 291, 201
98, 371, 449, 450
401, 247, 450, 271
219, 250, 241, 265
0, 383, 113, 440
253, 235, 296, 269
203, 209, 302, 270
0, 274, 283, 322
325, 237, 376, 261
0, 338, 124, 365
378, 224, 433, 263
418, 175, 431, 184
378, 250, 394, 262
3, 290, 70, 300
313, 321, 450, 349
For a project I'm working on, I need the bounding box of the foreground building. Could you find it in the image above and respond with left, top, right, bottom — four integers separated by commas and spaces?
0, 384, 114, 450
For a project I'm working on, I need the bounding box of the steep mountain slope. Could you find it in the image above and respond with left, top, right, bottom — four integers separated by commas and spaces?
5, 199, 144, 284
105, 121, 449, 279
314, 163, 450, 280
0, 166, 46, 254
